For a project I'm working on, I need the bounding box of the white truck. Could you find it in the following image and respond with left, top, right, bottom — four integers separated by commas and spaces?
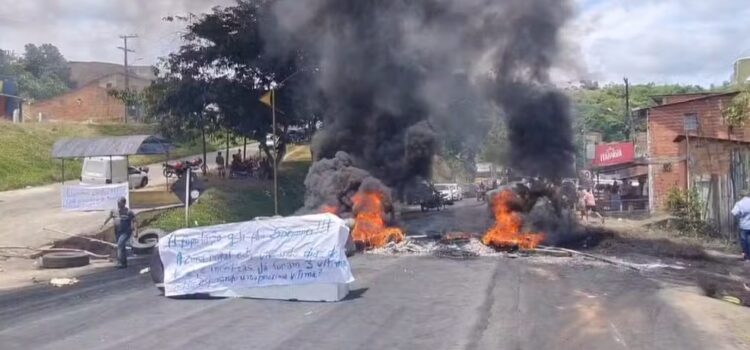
81, 156, 150, 189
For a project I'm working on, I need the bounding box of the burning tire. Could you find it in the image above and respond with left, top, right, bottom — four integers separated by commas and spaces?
41, 252, 90, 269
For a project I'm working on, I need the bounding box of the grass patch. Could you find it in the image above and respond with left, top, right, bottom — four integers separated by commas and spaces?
0, 122, 154, 190
0, 121, 232, 191
148, 147, 311, 231
130, 191, 182, 209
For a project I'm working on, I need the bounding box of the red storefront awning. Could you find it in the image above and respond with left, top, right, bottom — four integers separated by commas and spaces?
592, 142, 635, 168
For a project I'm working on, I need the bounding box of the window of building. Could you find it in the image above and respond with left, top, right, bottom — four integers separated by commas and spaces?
683, 113, 699, 132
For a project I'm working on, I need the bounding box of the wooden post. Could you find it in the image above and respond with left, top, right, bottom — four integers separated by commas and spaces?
243, 137, 247, 160
126, 156, 131, 205
61, 159, 65, 185
165, 150, 170, 192
225, 129, 230, 169
686, 134, 691, 191
201, 127, 207, 175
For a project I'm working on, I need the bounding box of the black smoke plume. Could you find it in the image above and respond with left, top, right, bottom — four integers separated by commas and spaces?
267, 0, 577, 213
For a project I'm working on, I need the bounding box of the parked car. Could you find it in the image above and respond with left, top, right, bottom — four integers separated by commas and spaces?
81, 156, 149, 189
435, 183, 462, 203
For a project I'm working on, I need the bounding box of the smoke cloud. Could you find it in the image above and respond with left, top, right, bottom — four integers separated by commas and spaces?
267, 0, 577, 212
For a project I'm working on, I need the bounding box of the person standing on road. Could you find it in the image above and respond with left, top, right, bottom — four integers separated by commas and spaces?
101, 197, 136, 269
215, 152, 225, 178
731, 190, 750, 262
582, 188, 604, 224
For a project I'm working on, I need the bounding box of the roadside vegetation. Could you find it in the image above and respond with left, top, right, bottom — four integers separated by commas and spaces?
148, 146, 311, 231
0, 122, 230, 191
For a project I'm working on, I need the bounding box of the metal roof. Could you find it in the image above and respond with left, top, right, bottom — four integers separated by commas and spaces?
51, 134, 171, 158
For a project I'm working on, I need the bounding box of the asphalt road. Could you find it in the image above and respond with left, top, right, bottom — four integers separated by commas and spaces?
0, 201, 725, 350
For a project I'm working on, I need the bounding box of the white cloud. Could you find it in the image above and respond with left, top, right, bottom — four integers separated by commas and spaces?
573, 0, 750, 86
0, 0, 234, 66
1, 0, 748, 87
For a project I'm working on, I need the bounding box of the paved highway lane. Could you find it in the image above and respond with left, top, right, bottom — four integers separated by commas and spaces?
0, 254, 714, 350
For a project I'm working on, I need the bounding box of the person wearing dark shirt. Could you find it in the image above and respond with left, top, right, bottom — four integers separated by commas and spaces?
101, 197, 137, 268
215, 152, 226, 178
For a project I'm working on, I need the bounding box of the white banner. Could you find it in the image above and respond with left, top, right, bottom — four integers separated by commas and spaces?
61, 183, 129, 211
159, 213, 354, 297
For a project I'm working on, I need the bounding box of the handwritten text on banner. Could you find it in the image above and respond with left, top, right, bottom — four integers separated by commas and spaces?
61, 183, 129, 211
159, 213, 354, 297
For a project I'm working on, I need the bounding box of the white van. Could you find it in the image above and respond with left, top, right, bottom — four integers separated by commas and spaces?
81, 156, 149, 189
434, 183, 462, 202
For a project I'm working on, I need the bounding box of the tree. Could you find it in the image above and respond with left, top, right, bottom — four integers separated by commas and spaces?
569, 82, 707, 142
151, 0, 316, 161
723, 85, 750, 128
21, 43, 72, 87
0, 44, 72, 101
0, 50, 16, 77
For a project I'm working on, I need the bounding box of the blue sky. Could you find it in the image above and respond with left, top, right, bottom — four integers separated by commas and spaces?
1, 0, 748, 87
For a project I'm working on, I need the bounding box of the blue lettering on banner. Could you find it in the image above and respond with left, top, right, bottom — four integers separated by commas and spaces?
162, 215, 353, 296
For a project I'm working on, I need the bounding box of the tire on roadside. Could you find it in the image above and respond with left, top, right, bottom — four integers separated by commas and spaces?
138, 228, 166, 244
131, 239, 157, 255
345, 233, 356, 257
41, 252, 90, 269
131, 228, 165, 255
150, 247, 165, 294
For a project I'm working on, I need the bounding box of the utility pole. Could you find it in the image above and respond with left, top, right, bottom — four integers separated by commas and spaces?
272, 89, 278, 216
118, 34, 138, 123
624, 77, 632, 141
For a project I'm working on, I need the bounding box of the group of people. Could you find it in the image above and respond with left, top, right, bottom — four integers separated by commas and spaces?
215, 150, 271, 179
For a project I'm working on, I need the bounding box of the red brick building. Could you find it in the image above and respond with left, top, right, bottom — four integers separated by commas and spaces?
24, 72, 152, 123
24, 81, 125, 123
641, 91, 749, 233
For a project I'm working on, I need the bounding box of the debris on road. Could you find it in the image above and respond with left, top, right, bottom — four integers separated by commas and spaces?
140, 267, 150, 275
43, 227, 117, 248
50, 277, 79, 287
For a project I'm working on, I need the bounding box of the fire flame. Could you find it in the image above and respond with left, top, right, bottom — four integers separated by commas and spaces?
482, 190, 544, 250
352, 191, 404, 248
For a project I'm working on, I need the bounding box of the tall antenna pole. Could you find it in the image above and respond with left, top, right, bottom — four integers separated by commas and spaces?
118, 34, 138, 123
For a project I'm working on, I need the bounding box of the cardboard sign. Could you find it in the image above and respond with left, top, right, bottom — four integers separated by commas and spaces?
61, 183, 128, 211
159, 213, 354, 297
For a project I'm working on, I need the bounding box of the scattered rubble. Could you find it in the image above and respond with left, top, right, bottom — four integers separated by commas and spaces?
366, 237, 571, 259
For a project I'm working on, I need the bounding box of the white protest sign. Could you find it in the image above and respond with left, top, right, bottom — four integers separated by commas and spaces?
61, 183, 129, 211
159, 213, 354, 297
